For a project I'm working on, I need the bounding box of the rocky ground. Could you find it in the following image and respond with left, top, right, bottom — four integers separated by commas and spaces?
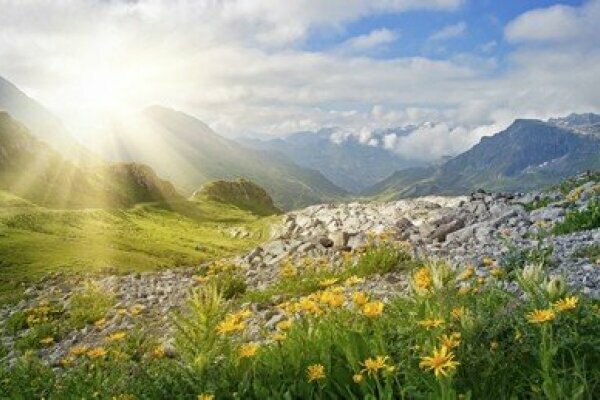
1, 175, 599, 367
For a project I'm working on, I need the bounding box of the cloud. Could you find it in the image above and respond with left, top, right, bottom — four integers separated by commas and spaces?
338, 28, 399, 53
505, 0, 600, 43
0, 0, 598, 163
429, 21, 467, 41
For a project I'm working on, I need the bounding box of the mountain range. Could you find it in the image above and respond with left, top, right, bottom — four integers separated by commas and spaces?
239, 128, 419, 192
366, 114, 600, 199
0, 74, 598, 210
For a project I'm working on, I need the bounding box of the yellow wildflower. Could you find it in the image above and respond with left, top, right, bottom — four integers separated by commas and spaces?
115, 308, 128, 316
319, 278, 339, 288
94, 318, 107, 328
451, 307, 465, 320
490, 268, 505, 279
194, 276, 210, 284
362, 301, 384, 318
553, 296, 579, 312
320, 291, 345, 308
270, 332, 287, 342
276, 320, 293, 331
198, 394, 214, 400
419, 345, 460, 378
345, 275, 364, 286
39, 337, 54, 345
439, 333, 461, 349
86, 347, 107, 359
69, 345, 89, 357
477, 277, 486, 285
106, 331, 126, 342
216, 317, 246, 335
130, 304, 144, 316
418, 318, 445, 330
458, 265, 475, 281
307, 364, 326, 382
361, 355, 391, 376
352, 291, 369, 306
527, 309, 556, 324
352, 373, 364, 383
482, 257, 495, 267
238, 342, 260, 358
414, 267, 432, 291
458, 285, 471, 296
490, 341, 499, 351
151, 345, 166, 359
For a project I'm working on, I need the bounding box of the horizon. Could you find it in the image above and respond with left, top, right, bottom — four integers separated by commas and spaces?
1, 0, 599, 162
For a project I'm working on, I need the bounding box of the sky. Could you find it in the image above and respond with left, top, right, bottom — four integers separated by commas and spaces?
0, 0, 599, 161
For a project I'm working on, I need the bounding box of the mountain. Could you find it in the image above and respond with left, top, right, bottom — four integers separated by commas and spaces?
0, 76, 94, 162
95, 106, 347, 210
192, 178, 281, 216
0, 111, 181, 208
239, 128, 418, 192
366, 114, 600, 199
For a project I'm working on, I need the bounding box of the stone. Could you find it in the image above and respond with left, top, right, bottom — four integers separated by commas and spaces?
329, 231, 349, 248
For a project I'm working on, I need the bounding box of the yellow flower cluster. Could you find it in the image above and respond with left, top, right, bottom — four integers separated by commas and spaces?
87, 347, 107, 359
413, 267, 432, 291
439, 332, 461, 349
307, 364, 326, 382
238, 342, 260, 358
418, 318, 445, 330
26, 302, 54, 326
362, 301, 384, 318
106, 331, 126, 342
216, 309, 252, 335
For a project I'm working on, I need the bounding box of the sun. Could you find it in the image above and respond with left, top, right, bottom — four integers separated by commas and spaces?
66, 67, 131, 112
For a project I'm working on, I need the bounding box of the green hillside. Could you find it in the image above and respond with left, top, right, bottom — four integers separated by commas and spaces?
0, 111, 183, 208
0, 196, 275, 304
100, 106, 348, 210
194, 179, 282, 216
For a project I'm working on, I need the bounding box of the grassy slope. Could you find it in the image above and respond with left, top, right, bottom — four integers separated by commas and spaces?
0, 194, 276, 304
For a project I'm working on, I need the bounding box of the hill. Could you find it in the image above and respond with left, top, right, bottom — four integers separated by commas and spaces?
0, 75, 95, 162
239, 128, 417, 192
95, 106, 347, 210
193, 179, 281, 216
0, 111, 182, 208
366, 114, 600, 199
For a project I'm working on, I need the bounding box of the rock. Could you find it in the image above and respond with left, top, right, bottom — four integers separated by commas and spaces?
318, 237, 334, 248
329, 231, 349, 248
429, 219, 465, 242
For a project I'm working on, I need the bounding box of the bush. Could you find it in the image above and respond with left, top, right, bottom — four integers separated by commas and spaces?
68, 282, 115, 328
553, 199, 600, 235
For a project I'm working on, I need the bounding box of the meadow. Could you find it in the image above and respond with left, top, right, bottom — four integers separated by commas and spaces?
2, 239, 599, 399
0, 193, 274, 304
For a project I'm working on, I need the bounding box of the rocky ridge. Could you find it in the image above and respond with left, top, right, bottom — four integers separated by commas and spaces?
1, 174, 599, 367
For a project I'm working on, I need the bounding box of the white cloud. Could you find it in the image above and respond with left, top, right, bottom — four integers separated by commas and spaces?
505, 0, 600, 43
429, 21, 467, 41
0, 0, 598, 162
339, 28, 399, 53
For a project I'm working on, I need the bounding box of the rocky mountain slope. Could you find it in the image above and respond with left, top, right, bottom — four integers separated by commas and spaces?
368, 114, 600, 199
239, 128, 418, 192
97, 106, 348, 210
0, 111, 181, 208
3, 172, 598, 366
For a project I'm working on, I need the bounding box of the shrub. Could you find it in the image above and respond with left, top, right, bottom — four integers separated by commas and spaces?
553, 199, 600, 235
68, 282, 115, 328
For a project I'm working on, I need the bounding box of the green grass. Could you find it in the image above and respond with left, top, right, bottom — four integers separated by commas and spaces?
2, 262, 599, 399
553, 199, 600, 235
573, 244, 600, 262
0, 199, 275, 305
